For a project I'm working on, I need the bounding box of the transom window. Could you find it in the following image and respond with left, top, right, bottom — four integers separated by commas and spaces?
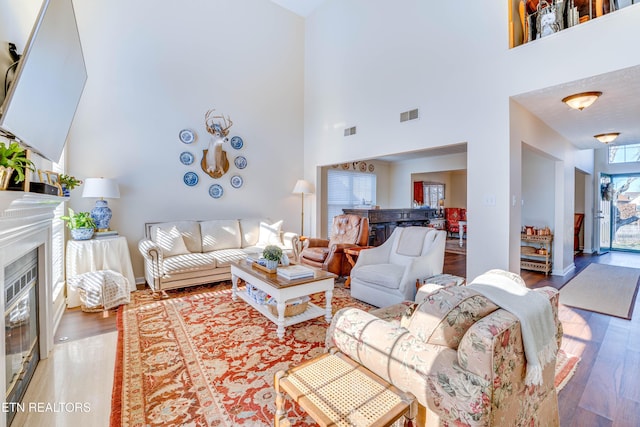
609, 144, 640, 164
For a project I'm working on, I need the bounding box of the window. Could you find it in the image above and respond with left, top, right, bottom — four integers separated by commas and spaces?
423, 182, 445, 209
609, 144, 640, 164
326, 169, 376, 237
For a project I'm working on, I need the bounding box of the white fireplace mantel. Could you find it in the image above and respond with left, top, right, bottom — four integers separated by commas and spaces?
0, 190, 66, 427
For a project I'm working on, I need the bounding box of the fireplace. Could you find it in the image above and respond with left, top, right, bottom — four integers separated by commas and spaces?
4, 248, 39, 426
0, 192, 63, 427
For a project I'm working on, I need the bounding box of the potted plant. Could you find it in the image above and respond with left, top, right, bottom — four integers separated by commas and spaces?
61, 208, 96, 240
59, 174, 82, 197
262, 245, 283, 270
0, 141, 35, 190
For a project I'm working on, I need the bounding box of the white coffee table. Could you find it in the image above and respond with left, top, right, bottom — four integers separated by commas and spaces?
230, 261, 336, 339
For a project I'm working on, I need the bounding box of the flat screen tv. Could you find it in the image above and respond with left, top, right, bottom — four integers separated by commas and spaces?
0, 0, 87, 162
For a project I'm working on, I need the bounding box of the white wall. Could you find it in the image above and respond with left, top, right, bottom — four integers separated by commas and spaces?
304, 0, 639, 278
68, 0, 304, 279
522, 148, 555, 230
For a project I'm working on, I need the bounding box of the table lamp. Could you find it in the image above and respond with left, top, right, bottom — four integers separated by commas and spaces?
82, 178, 120, 231
292, 179, 314, 236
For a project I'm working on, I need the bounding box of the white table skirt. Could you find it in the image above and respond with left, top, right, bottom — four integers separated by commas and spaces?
66, 236, 136, 308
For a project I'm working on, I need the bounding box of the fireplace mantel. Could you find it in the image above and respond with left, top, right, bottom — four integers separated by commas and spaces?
0, 191, 66, 426
0, 192, 66, 241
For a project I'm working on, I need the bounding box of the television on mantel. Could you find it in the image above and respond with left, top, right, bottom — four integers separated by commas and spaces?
0, 0, 87, 162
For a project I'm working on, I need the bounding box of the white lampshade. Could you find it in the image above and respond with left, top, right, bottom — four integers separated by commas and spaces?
292, 179, 315, 195
82, 178, 120, 199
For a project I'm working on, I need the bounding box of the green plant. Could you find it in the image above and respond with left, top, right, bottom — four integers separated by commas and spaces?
262, 245, 283, 262
59, 174, 82, 189
60, 208, 96, 230
0, 141, 35, 183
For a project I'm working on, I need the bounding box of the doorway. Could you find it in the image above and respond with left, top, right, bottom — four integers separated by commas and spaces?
599, 173, 640, 252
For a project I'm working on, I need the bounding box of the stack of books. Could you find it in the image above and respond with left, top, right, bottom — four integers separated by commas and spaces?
277, 265, 314, 280
94, 230, 119, 239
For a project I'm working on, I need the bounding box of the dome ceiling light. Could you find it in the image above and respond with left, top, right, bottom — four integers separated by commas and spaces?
594, 133, 620, 144
562, 91, 603, 110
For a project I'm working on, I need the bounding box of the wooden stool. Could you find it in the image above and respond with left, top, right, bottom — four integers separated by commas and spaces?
275, 350, 417, 427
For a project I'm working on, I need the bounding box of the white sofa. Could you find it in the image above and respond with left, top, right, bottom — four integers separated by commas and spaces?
138, 219, 299, 293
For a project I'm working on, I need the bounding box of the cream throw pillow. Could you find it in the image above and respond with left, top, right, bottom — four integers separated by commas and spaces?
257, 220, 283, 246
155, 226, 190, 256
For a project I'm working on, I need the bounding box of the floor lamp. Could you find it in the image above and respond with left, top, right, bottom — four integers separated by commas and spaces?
292, 179, 314, 236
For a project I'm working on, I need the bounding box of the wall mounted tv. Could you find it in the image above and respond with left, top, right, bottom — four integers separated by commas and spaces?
0, 0, 87, 162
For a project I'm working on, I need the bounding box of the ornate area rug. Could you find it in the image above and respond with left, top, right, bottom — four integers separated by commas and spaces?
111, 285, 371, 426
555, 349, 580, 392
111, 284, 580, 426
444, 238, 466, 255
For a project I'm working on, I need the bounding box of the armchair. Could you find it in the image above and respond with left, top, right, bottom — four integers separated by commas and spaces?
445, 207, 466, 237
349, 226, 446, 307
327, 272, 562, 427
299, 214, 369, 277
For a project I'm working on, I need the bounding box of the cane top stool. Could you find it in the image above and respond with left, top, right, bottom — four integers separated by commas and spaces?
275, 350, 416, 427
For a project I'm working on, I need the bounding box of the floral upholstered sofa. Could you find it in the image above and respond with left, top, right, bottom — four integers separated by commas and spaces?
326, 271, 562, 426
138, 219, 298, 293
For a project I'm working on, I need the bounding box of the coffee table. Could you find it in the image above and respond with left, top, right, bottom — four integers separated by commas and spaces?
230, 261, 337, 339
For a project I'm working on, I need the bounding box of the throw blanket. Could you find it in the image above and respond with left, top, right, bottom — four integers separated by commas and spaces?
68, 269, 131, 310
468, 269, 557, 386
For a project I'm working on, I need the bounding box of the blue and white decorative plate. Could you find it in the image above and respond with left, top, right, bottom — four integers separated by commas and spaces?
230, 136, 243, 150
183, 172, 199, 186
230, 175, 243, 189
180, 151, 194, 165
234, 155, 247, 169
209, 184, 223, 198
179, 129, 195, 144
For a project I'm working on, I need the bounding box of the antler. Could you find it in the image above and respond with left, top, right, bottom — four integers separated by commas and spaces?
205, 109, 233, 136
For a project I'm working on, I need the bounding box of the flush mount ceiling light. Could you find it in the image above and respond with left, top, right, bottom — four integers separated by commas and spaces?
561, 91, 602, 110
594, 132, 620, 144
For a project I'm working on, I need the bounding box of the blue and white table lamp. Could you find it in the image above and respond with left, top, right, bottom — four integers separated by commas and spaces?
82, 177, 120, 231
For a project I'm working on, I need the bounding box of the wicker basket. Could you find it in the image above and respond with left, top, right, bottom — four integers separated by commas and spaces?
268, 301, 308, 317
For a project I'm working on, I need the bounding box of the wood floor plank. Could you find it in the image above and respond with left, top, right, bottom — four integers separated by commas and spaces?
612, 397, 640, 427
578, 322, 628, 419
620, 349, 640, 402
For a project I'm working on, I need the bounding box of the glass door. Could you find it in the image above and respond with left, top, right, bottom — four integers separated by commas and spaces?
610, 174, 640, 251
597, 174, 612, 254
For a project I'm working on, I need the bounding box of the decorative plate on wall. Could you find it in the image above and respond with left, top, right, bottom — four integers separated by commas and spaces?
179, 129, 195, 144
230, 136, 244, 150
230, 175, 243, 188
183, 172, 199, 186
209, 184, 223, 198
368, 163, 375, 172
341, 163, 350, 170
180, 151, 194, 165
234, 156, 247, 169
358, 162, 367, 172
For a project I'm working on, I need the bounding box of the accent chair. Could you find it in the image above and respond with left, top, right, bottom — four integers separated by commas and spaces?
445, 207, 467, 237
299, 214, 369, 278
349, 226, 446, 307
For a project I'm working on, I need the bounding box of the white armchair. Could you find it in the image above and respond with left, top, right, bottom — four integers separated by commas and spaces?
350, 226, 446, 307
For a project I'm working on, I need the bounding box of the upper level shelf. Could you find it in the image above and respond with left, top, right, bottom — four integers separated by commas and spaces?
509, 0, 636, 48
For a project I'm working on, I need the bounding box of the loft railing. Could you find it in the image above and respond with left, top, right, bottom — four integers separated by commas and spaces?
509, 0, 638, 48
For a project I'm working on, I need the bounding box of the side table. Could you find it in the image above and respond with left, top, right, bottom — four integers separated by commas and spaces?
344, 246, 373, 288
66, 236, 136, 308
275, 350, 417, 427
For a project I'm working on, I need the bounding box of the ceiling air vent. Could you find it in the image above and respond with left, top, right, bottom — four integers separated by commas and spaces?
400, 108, 419, 123
344, 126, 357, 136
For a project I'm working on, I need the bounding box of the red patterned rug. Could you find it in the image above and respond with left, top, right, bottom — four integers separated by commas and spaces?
111, 284, 372, 426
111, 284, 580, 426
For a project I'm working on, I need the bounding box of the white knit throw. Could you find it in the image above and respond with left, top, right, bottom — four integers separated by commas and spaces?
468, 271, 557, 386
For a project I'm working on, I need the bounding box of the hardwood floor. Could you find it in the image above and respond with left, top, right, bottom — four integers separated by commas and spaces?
24, 249, 640, 426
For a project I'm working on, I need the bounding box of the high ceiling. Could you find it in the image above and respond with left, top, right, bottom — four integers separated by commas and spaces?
270, 1, 640, 154
269, 0, 326, 17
